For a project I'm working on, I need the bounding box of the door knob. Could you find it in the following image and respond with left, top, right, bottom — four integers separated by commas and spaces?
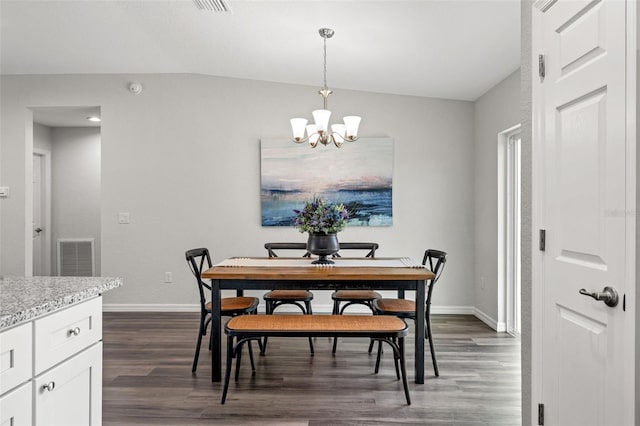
579, 286, 619, 307
34, 227, 43, 233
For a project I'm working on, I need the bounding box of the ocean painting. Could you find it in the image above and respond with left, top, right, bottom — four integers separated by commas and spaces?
260, 138, 393, 227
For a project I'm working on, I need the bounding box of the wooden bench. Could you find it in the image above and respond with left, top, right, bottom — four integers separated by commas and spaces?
222, 315, 411, 405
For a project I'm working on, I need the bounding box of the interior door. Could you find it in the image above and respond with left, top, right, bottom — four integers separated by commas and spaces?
33, 153, 44, 275
535, 0, 630, 425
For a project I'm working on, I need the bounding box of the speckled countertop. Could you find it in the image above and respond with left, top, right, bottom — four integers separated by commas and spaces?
0, 276, 122, 330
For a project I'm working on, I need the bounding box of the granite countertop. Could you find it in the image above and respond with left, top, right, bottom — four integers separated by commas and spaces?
0, 276, 122, 330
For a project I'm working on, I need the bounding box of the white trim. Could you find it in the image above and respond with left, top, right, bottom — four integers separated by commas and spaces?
498, 125, 522, 337
624, 0, 637, 422
103, 304, 200, 312
103, 303, 476, 316
33, 148, 52, 276
531, 4, 545, 423
473, 307, 506, 332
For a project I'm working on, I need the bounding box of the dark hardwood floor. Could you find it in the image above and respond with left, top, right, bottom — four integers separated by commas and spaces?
103, 313, 521, 425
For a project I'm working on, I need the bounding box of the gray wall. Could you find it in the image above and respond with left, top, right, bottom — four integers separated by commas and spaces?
0, 73, 476, 312
51, 127, 101, 275
473, 70, 521, 329
33, 122, 52, 152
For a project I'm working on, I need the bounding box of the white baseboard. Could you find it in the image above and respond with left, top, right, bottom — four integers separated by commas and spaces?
104, 303, 475, 315
473, 307, 506, 332
104, 304, 200, 312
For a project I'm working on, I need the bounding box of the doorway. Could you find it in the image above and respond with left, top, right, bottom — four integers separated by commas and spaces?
30, 106, 102, 276
499, 125, 521, 337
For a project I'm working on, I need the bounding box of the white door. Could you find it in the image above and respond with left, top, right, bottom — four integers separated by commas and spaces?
534, 0, 633, 425
33, 153, 44, 275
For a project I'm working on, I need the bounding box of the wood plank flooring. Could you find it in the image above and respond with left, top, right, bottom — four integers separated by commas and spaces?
103, 313, 521, 425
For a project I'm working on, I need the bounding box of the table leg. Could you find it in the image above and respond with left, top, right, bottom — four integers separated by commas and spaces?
414, 279, 425, 384
211, 279, 222, 382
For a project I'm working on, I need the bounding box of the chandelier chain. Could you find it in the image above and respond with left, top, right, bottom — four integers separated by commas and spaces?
323, 35, 328, 90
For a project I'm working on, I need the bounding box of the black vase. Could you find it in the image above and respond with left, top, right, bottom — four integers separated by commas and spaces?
307, 232, 339, 264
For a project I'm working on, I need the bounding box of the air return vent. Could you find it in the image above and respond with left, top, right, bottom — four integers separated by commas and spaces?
57, 238, 95, 277
193, 0, 232, 12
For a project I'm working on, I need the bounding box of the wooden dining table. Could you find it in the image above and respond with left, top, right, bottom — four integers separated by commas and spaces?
201, 257, 435, 384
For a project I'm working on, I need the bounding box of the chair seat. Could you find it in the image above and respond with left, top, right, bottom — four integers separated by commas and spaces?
206, 297, 259, 312
374, 298, 416, 314
332, 290, 381, 301
264, 289, 313, 301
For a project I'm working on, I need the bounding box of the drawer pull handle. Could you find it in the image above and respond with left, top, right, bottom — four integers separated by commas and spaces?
42, 381, 55, 392
68, 327, 81, 336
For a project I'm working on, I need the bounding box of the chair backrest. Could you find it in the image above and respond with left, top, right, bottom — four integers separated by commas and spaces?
264, 242, 311, 258
422, 249, 447, 306
423, 249, 447, 285
185, 248, 213, 308
264, 242, 378, 258
334, 242, 378, 258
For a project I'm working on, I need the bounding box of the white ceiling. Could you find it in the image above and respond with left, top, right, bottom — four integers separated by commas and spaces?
31, 106, 101, 127
1, 0, 521, 103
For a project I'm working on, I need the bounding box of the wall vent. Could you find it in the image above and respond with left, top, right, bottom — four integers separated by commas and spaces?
192, 0, 232, 13
57, 238, 95, 277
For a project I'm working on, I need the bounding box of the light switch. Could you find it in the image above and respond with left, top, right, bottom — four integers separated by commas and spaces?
118, 212, 130, 224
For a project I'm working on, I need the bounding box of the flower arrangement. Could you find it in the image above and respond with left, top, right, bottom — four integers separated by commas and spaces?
293, 197, 350, 234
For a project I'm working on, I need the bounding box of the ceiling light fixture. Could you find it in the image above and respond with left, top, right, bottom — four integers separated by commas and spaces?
290, 28, 361, 148
86, 116, 101, 122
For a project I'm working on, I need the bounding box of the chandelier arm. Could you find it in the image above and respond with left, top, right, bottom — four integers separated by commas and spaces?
291, 135, 312, 144
328, 131, 359, 144
331, 135, 343, 148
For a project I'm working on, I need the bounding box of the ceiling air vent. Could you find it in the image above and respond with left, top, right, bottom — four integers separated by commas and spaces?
193, 0, 232, 13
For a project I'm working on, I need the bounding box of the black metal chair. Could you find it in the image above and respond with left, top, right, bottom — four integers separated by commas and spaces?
373, 249, 447, 376
330, 242, 380, 354
185, 248, 260, 373
262, 242, 315, 354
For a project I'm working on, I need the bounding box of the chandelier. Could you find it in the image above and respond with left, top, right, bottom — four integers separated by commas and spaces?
290, 28, 361, 148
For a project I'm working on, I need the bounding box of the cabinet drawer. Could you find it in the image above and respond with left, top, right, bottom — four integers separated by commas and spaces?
34, 297, 102, 374
0, 322, 32, 395
0, 382, 32, 425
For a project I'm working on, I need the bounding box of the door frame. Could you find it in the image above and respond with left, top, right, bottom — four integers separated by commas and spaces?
32, 148, 52, 276
498, 124, 522, 336
530, 0, 637, 423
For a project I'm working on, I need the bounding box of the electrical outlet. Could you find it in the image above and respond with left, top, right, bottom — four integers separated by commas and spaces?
164, 272, 172, 283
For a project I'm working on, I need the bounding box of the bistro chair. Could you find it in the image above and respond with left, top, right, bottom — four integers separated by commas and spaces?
185, 247, 260, 373
330, 242, 380, 353
373, 249, 447, 376
262, 242, 315, 354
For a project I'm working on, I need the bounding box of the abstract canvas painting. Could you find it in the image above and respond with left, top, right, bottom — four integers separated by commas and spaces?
260, 138, 393, 227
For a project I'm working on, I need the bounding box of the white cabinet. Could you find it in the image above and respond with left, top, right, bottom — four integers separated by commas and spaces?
0, 296, 104, 426
34, 343, 102, 426
0, 322, 32, 394
0, 382, 32, 425
34, 296, 102, 374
